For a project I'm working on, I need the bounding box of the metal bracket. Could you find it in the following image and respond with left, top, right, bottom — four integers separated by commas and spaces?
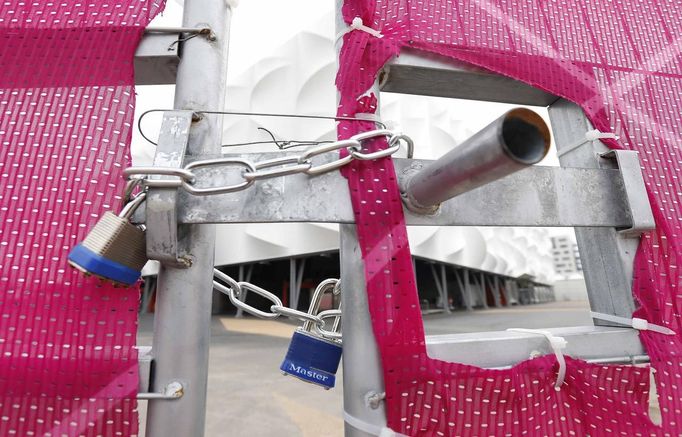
600, 150, 655, 236
137, 347, 184, 400
137, 381, 185, 400
134, 33, 180, 85
146, 110, 194, 268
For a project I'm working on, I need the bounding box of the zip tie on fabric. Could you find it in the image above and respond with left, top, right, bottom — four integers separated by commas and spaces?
354, 112, 383, 123
507, 328, 567, 391
354, 113, 397, 130
590, 311, 676, 335
343, 411, 406, 437
335, 17, 384, 44
557, 129, 618, 158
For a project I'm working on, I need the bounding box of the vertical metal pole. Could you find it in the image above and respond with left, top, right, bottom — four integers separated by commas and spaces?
340, 225, 387, 437
295, 258, 306, 309
489, 276, 501, 308
430, 264, 443, 307
498, 277, 511, 307
548, 99, 637, 321
336, 3, 387, 435
463, 269, 473, 310
512, 280, 518, 304
289, 258, 295, 310
479, 272, 489, 309
440, 264, 450, 313
146, 1, 231, 436
289, 258, 305, 310
453, 268, 472, 311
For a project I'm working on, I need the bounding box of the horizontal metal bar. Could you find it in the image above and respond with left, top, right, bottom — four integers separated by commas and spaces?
134, 34, 179, 85
381, 48, 559, 106
425, 326, 645, 368
145, 26, 212, 35
137, 381, 185, 400
162, 155, 631, 227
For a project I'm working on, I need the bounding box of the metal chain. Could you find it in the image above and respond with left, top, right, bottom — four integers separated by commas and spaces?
123, 129, 413, 196
212, 269, 342, 341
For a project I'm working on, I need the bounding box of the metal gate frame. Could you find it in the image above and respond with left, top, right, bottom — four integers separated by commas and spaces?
132, 1, 655, 435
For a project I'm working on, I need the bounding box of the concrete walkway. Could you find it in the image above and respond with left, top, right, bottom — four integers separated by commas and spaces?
137, 301, 593, 436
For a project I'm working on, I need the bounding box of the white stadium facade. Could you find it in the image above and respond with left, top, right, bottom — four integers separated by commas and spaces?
136, 2, 556, 314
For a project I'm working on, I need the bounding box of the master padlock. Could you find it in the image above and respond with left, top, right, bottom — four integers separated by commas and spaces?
280, 279, 342, 389
68, 191, 147, 286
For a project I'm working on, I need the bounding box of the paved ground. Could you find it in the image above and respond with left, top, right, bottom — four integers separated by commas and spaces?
137, 301, 593, 436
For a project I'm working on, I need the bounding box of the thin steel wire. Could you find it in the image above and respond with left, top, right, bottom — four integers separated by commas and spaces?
136, 108, 387, 147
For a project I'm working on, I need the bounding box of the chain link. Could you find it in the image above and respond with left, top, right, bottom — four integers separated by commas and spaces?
212, 269, 342, 341
125, 129, 413, 195
183, 158, 256, 195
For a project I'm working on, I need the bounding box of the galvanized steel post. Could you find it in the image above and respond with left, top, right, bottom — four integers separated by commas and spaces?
340, 224, 388, 437
336, 3, 388, 436
145, 0, 231, 436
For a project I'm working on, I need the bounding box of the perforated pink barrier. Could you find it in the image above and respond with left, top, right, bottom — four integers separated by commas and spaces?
338, 1, 682, 435
0, 1, 164, 435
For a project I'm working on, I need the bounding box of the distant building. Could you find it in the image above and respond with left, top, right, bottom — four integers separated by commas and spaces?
551, 236, 582, 277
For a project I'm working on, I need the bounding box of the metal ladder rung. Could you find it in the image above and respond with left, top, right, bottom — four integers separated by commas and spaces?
381, 47, 558, 106
425, 326, 645, 369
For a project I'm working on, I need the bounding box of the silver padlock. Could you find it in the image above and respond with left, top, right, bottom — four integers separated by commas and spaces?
68, 191, 147, 286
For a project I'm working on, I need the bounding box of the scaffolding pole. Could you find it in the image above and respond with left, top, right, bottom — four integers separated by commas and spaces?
145, 0, 231, 436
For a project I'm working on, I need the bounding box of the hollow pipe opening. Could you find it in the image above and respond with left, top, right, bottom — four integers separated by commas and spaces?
501, 108, 551, 164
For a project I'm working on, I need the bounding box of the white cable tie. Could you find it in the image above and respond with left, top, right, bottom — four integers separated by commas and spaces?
335, 17, 384, 45
557, 129, 619, 158
590, 311, 676, 335
355, 113, 396, 129
507, 328, 567, 391
343, 411, 406, 437
354, 112, 381, 123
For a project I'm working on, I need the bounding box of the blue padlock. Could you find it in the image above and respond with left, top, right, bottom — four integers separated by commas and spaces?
280, 328, 342, 389
280, 279, 342, 389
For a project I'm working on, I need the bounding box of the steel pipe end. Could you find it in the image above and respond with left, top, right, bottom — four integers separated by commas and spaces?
500, 108, 551, 165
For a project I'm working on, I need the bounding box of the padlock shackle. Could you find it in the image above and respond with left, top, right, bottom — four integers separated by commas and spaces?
122, 177, 146, 208
302, 279, 340, 333
119, 192, 147, 219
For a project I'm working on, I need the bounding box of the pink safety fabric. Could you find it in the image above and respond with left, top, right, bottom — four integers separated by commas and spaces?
337, 1, 682, 435
0, 1, 164, 436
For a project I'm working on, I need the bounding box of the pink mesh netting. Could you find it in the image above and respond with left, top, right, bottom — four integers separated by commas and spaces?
337, 1, 682, 435
0, 1, 164, 435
